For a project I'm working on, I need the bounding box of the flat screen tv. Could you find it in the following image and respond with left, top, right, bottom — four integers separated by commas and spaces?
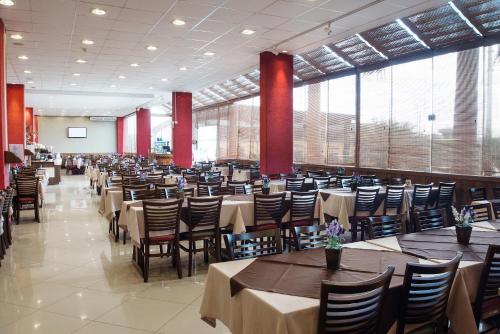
67, 127, 87, 138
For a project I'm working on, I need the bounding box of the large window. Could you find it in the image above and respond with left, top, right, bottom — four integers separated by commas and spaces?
358, 44, 500, 176
124, 113, 136, 154
151, 115, 172, 151
293, 75, 356, 166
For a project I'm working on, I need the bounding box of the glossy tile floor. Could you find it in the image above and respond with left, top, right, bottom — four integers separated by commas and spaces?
0, 175, 230, 334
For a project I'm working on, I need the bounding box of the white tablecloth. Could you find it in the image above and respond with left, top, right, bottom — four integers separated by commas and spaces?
232, 169, 251, 182
99, 187, 122, 221
211, 166, 229, 176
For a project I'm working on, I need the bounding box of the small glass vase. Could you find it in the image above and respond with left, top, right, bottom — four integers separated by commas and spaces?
456, 225, 472, 245
177, 191, 185, 200
325, 247, 342, 270
262, 187, 270, 195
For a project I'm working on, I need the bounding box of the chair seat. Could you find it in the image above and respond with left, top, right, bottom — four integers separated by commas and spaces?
148, 234, 175, 244
248, 223, 278, 231
180, 229, 216, 240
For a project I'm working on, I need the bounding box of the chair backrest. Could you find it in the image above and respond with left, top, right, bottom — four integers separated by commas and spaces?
359, 176, 375, 187
146, 174, 163, 184
313, 177, 330, 190
227, 181, 247, 195
373, 178, 385, 186
469, 187, 487, 202
142, 199, 183, 242
384, 185, 405, 215
187, 196, 223, 232
411, 184, 433, 210
307, 170, 323, 178
122, 184, 148, 201
436, 182, 456, 208
493, 187, 500, 199
493, 201, 500, 219
130, 189, 162, 201
254, 193, 286, 227
106, 177, 122, 188
197, 181, 222, 197
473, 244, 500, 326
465, 203, 492, 222
413, 208, 448, 232
318, 266, 395, 334
354, 188, 380, 216
367, 215, 404, 239
286, 178, 305, 192
244, 184, 262, 194
338, 176, 352, 188
223, 228, 283, 260
291, 224, 326, 250
15, 177, 38, 197
397, 253, 462, 334
290, 191, 318, 224
391, 177, 405, 185
2, 188, 14, 214
184, 174, 200, 184
154, 184, 177, 199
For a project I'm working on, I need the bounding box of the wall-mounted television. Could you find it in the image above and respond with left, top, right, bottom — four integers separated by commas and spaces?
67, 127, 87, 138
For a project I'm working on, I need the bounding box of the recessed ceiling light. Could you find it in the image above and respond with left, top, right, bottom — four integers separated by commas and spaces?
130, 63, 139, 67
73, 73, 80, 76
110, 84, 116, 88
118, 75, 126, 79
27, 80, 34, 84
281, 50, 288, 53
146, 45, 157, 51
10, 34, 23, 40
241, 29, 255, 35
17, 55, 28, 60
179, 66, 187, 71
70, 83, 78, 86
172, 19, 186, 26
91, 8, 106, 16
76, 59, 86, 63
160, 78, 168, 82
204, 51, 215, 56
148, 86, 154, 90
0, 0, 14, 6
23, 70, 31, 74
82, 39, 94, 45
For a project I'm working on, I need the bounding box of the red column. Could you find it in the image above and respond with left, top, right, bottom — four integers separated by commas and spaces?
34, 115, 39, 143
0, 20, 9, 187
116, 117, 124, 154
172, 92, 192, 168
136, 108, 151, 157
7, 84, 25, 159
259, 51, 293, 175
25, 107, 34, 144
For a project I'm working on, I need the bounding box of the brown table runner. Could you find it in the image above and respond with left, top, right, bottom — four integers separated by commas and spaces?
230, 248, 419, 333
396, 229, 500, 261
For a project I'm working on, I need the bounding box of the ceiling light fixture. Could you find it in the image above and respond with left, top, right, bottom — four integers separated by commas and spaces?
130, 63, 139, 67
0, 0, 14, 6
27, 80, 34, 84
146, 45, 157, 51
241, 29, 255, 35
281, 50, 288, 53
91, 8, 106, 16
160, 78, 168, 82
119, 75, 126, 79
179, 66, 187, 71
17, 55, 28, 60
148, 86, 154, 90
23, 70, 31, 74
76, 59, 86, 63
73, 73, 80, 76
82, 39, 94, 45
204, 51, 215, 56
70, 83, 78, 86
110, 84, 116, 88
172, 19, 186, 26
10, 33, 22, 40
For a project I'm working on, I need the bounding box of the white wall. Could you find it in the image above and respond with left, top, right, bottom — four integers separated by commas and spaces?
38, 116, 116, 153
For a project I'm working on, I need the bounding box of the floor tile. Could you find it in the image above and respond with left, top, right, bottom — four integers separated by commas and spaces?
0, 310, 88, 334
73, 322, 153, 334
0, 302, 36, 327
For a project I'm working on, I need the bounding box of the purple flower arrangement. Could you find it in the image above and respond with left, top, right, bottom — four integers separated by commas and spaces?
325, 219, 345, 250
452, 206, 476, 227
176, 177, 187, 192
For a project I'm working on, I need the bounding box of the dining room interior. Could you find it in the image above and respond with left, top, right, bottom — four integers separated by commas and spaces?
0, 0, 500, 333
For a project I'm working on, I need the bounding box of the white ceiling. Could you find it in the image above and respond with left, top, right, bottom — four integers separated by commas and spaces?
1, 0, 447, 116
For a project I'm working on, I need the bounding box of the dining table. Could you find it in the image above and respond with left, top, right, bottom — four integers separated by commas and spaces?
200, 224, 499, 334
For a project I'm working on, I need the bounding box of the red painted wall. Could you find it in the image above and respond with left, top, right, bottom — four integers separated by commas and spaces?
136, 108, 151, 157
25, 107, 33, 143
0, 20, 9, 187
116, 117, 124, 154
172, 92, 192, 168
259, 51, 293, 175
7, 84, 25, 160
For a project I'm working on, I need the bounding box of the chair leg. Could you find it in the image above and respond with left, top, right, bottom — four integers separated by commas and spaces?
35, 202, 40, 223
351, 221, 357, 241
114, 220, 119, 242
203, 240, 209, 263
188, 240, 193, 277
175, 243, 182, 279
143, 245, 149, 283
122, 230, 126, 244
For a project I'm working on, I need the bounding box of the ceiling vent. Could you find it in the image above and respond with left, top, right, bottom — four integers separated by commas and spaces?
89, 116, 117, 122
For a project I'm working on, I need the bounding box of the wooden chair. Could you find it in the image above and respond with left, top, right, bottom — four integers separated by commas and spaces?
146, 174, 163, 184
473, 244, 500, 333
318, 266, 395, 334
122, 184, 148, 202
291, 224, 326, 251
469, 187, 488, 202
130, 189, 162, 201
350, 188, 380, 241
122, 174, 142, 185
367, 215, 404, 239
14, 176, 40, 223
249, 193, 286, 232
493, 201, 500, 220
373, 178, 386, 186
2, 189, 14, 245
306, 170, 323, 178
182, 188, 195, 198
397, 253, 463, 334
286, 177, 305, 192
141, 199, 183, 282
391, 177, 405, 185
383, 185, 405, 215
465, 203, 492, 222
227, 181, 247, 195
244, 184, 262, 194
180, 196, 223, 276
435, 182, 456, 209
409, 184, 433, 232
313, 177, 330, 190
223, 228, 282, 261
337, 176, 352, 188
493, 187, 500, 199
197, 181, 222, 197
282, 191, 318, 249
359, 175, 375, 186
155, 184, 177, 199
413, 208, 448, 232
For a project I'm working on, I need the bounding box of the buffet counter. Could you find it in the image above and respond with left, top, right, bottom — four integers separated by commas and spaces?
31, 160, 61, 185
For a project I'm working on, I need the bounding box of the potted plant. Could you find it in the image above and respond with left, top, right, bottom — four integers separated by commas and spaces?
262, 175, 271, 195
176, 177, 187, 199
452, 206, 475, 245
325, 219, 345, 270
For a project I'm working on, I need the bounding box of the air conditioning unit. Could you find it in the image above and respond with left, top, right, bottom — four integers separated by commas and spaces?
89, 116, 117, 122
